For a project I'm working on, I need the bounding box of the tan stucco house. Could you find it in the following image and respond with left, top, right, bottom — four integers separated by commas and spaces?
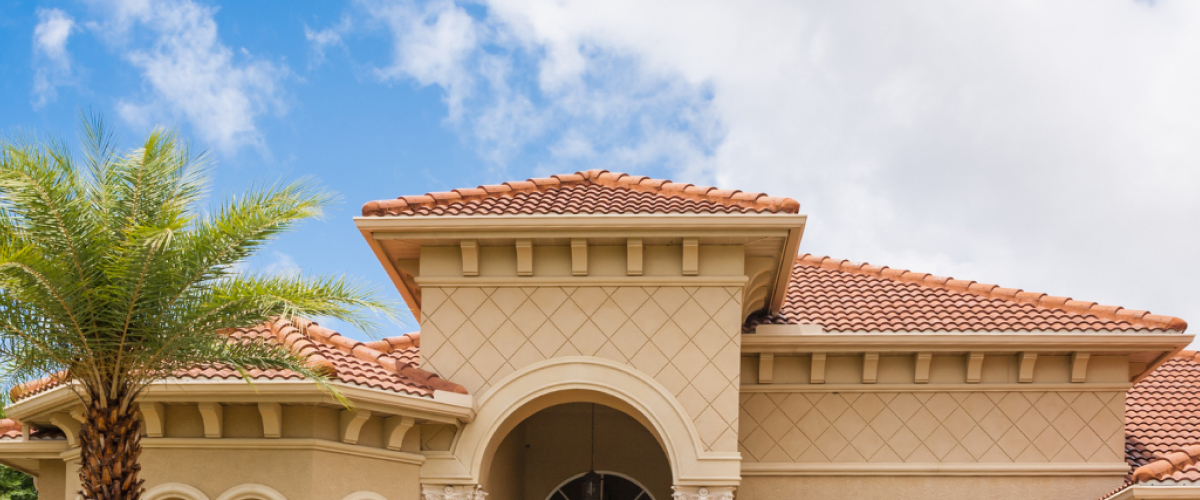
0, 170, 1192, 500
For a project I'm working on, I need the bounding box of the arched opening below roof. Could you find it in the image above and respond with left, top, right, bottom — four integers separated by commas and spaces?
483, 401, 672, 500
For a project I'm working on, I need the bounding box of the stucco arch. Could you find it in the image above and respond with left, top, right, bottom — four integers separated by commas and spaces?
340, 492, 388, 500
214, 484, 288, 500
144, 483, 211, 500
420, 356, 740, 487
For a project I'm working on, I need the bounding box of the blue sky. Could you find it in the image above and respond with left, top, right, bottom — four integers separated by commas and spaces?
3, 0, 1199, 341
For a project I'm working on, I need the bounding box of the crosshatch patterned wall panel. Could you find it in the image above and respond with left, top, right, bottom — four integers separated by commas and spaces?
738, 391, 1125, 464
421, 285, 743, 452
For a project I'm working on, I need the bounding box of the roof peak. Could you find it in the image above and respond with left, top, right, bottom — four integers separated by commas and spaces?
361, 169, 800, 217
796, 254, 1187, 331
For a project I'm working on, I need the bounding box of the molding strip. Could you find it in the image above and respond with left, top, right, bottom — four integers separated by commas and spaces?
417, 276, 748, 287
740, 462, 1131, 477
739, 382, 1134, 393
141, 438, 426, 466
742, 333, 1191, 353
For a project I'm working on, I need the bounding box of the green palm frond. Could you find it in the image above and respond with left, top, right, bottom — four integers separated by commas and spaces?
0, 116, 392, 410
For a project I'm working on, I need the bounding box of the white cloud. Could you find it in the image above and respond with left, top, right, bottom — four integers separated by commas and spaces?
354, 0, 1200, 330
263, 251, 302, 277
363, 0, 479, 120
102, 0, 288, 153
305, 25, 344, 67
31, 8, 76, 107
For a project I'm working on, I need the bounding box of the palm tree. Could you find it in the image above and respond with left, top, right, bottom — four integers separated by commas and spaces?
0, 118, 389, 500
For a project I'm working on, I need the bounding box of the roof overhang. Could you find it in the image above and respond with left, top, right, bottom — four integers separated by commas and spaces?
4, 379, 475, 428
744, 323, 1192, 382
355, 213, 807, 320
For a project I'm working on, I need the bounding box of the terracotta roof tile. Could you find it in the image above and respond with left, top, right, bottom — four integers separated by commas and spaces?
9, 320, 461, 402
0, 418, 64, 442
746, 254, 1188, 332
1125, 352, 1200, 476
360, 170, 800, 217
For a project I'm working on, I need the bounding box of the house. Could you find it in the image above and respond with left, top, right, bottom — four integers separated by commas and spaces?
0, 170, 1190, 500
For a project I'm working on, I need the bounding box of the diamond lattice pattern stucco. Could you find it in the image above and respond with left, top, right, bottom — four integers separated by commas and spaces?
421, 286, 743, 452
739, 391, 1125, 464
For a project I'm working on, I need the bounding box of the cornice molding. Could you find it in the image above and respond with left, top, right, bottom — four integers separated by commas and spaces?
416, 276, 748, 288
740, 462, 1130, 477
142, 437, 426, 466
5, 379, 474, 424
739, 382, 1133, 393
741, 332, 1191, 354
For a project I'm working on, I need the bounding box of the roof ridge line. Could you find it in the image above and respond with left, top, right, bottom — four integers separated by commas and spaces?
795, 254, 1188, 332
1131, 444, 1200, 482
360, 169, 800, 216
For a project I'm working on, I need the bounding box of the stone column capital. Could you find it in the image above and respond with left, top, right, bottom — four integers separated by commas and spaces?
421, 484, 488, 500
672, 486, 735, 500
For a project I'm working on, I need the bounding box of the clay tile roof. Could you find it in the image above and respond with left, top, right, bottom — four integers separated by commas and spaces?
1102, 353, 1200, 497
9, 321, 461, 403
360, 170, 801, 217
745, 254, 1188, 332
1125, 352, 1200, 477
0, 418, 64, 442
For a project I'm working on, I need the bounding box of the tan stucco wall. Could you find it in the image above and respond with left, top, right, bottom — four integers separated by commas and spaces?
137, 447, 419, 500
738, 353, 1129, 464
40, 403, 421, 500
419, 242, 746, 453
738, 475, 1125, 500
35, 459, 65, 500
484, 403, 672, 500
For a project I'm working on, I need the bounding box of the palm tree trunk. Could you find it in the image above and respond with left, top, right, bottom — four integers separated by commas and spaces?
78, 397, 144, 500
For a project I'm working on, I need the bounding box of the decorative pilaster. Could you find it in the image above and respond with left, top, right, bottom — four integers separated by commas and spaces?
421, 485, 487, 500
672, 486, 735, 500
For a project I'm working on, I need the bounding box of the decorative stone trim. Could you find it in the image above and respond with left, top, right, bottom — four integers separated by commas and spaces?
421, 485, 487, 500
143, 483, 210, 500
671, 486, 735, 500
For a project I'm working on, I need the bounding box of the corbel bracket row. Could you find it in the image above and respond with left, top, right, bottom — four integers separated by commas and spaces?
755, 351, 1095, 385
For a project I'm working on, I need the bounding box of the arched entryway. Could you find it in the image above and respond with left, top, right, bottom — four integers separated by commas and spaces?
484, 402, 671, 500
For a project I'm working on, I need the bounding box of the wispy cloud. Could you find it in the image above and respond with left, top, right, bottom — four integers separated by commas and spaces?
100, 0, 288, 153
363, 0, 478, 120
340, 0, 1200, 334
31, 8, 76, 107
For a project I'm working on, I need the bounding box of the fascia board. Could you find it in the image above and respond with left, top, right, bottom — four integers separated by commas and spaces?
354, 213, 807, 234
0, 440, 68, 460
5, 380, 474, 424
742, 332, 1192, 354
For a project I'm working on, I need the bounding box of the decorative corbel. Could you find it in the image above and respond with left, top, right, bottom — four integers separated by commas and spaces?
758, 354, 774, 385
627, 238, 643, 276
571, 239, 588, 276
460, 240, 479, 277
516, 240, 533, 276
1018, 352, 1038, 383
1071, 352, 1091, 383
340, 410, 372, 445
384, 416, 417, 451
139, 402, 165, 438
682, 238, 699, 276
258, 403, 282, 439
914, 352, 932, 384
810, 353, 826, 384
48, 412, 81, 447
966, 352, 985, 384
862, 353, 879, 384
197, 403, 223, 439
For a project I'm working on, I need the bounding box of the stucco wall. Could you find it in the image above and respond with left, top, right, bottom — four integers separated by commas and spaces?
739, 389, 1125, 463
135, 447, 419, 500
422, 284, 741, 452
